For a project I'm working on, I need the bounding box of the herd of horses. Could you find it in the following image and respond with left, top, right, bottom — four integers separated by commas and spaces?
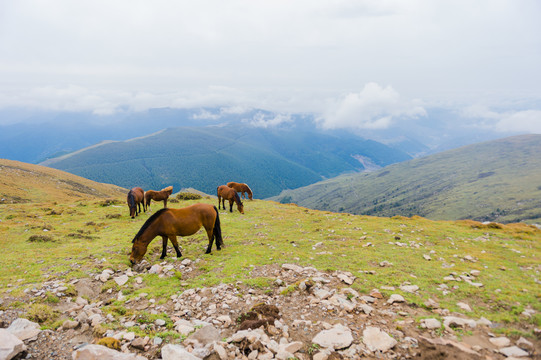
127, 182, 252, 264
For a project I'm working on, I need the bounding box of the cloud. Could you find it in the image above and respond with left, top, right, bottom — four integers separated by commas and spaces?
248, 112, 292, 128
462, 105, 541, 133
318, 83, 426, 130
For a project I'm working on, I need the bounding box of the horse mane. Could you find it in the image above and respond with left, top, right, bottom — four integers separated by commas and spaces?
131, 208, 169, 243
161, 186, 173, 193
128, 191, 136, 208
245, 184, 253, 196
233, 191, 242, 205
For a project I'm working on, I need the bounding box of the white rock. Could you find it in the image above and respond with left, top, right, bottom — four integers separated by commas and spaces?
7, 318, 41, 341
280, 341, 303, 354
337, 274, 355, 285
421, 318, 441, 329
443, 316, 476, 329
160, 344, 200, 360
148, 264, 162, 274
489, 337, 510, 347
72, 344, 147, 359
114, 275, 129, 286
499, 346, 529, 357
362, 326, 397, 353
312, 324, 353, 350
0, 329, 26, 360
399, 285, 419, 293
387, 294, 405, 304
457, 302, 472, 312
281, 264, 304, 273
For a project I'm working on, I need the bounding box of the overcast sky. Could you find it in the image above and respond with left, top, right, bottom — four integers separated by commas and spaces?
1, 0, 540, 132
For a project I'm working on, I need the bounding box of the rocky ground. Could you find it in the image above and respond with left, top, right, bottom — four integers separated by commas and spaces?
1, 260, 539, 360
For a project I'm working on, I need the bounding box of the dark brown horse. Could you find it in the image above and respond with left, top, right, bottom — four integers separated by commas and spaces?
145, 186, 173, 210
127, 187, 145, 219
129, 203, 223, 264
217, 185, 244, 214
227, 181, 253, 200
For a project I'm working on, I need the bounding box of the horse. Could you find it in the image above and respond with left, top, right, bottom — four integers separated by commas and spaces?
227, 181, 253, 200
127, 187, 145, 219
145, 186, 173, 211
129, 203, 223, 264
217, 185, 244, 214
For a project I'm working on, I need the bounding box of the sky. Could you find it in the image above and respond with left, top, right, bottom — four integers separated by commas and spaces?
1, 0, 540, 132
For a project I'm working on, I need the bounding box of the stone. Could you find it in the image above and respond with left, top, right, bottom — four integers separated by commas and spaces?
421, 318, 441, 329
443, 316, 476, 329
337, 274, 355, 285
185, 325, 221, 346
161, 344, 200, 360
175, 319, 195, 336
154, 319, 166, 326
457, 302, 472, 312
130, 337, 147, 350
489, 336, 510, 347
369, 289, 383, 299
114, 275, 129, 286
148, 264, 162, 274
7, 318, 41, 341
213, 343, 228, 360
281, 264, 304, 273
72, 344, 147, 359
363, 326, 397, 353
399, 285, 419, 293
499, 346, 529, 357
359, 304, 374, 315
280, 341, 303, 354
0, 329, 26, 360
312, 324, 353, 350
62, 319, 79, 330
517, 337, 534, 351
387, 294, 405, 304
313, 289, 332, 300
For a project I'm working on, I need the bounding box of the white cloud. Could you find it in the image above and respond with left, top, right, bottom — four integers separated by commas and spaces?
248, 112, 292, 128
463, 105, 541, 133
318, 83, 426, 129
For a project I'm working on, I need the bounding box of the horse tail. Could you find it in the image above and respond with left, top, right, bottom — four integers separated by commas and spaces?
213, 206, 224, 247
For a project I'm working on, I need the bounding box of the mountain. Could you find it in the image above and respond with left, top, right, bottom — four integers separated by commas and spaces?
0, 159, 126, 204
270, 134, 541, 224
40, 124, 410, 198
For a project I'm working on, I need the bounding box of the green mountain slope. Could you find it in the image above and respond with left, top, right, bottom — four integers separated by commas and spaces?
271, 134, 541, 224
42, 125, 410, 198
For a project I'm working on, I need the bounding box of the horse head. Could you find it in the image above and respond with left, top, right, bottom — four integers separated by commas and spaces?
129, 235, 148, 264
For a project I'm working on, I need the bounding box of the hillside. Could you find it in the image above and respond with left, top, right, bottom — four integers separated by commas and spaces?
271, 134, 541, 224
0, 168, 540, 359
0, 159, 126, 203
40, 124, 410, 198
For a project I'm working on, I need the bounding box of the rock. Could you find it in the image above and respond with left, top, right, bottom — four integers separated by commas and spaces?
62, 319, 79, 330
312, 324, 353, 350
7, 318, 41, 341
313, 288, 332, 300
185, 325, 221, 346
387, 294, 405, 304
362, 326, 397, 353
443, 316, 476, 329
399, 285, 419, 293
72, 344, 147, 359
470, 270, 481, 276
369, 289, 383, 299
161, 344, 201, 360
114, 275, 129, 286
499, 346, 529, 357
457, 302, 472, 312
379, 261, 392, 267
154, 319, 166, 327
476, 317, 492, 327
337, 273, 355, 285
174, 319, 195, 336
148, 264, 162, 274
130, 337, 147, 350
281, 264, 304, 273
423, 298, 439, 309
419, 336, 480, 356
516, 337, 534, 351
0, 329, 26, 360
420, 318, 441, 329
423, 254, 432, 260
359, 304, 374, 315
213, 343, 228, 360
280, 341, 303, 354
489, 336, 510, 347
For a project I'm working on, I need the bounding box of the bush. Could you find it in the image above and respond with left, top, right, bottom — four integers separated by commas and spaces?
28, 234, 55, 242
176, 192, 202, 200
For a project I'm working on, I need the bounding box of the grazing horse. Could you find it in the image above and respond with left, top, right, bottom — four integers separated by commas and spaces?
145, 186, 173, 210
129, 203, 223, 264
127, 187, 145, 219
217, 185, 244, 214
227, 181, 253, 200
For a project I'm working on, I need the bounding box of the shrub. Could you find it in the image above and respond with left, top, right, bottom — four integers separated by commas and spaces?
176, 192, 202, 200
28, 234, 55, 242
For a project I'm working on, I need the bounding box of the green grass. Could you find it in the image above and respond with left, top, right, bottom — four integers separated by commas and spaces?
1, 195, 540, 335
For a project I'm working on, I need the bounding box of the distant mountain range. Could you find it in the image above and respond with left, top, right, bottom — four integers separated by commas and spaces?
270, 135, 541, 224
41, 124, 411, 198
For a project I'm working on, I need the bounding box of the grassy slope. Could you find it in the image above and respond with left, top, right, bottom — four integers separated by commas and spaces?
271, 134, 541, 224
0, 159, 126, 203
0, 174, 539, 334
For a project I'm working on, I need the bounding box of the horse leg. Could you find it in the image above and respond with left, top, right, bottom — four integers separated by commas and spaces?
229, 199, 233, 212
160, 236, 168, 259
163, 199, 167, 208
169, 236, 182, 258
204, 227, 215, 254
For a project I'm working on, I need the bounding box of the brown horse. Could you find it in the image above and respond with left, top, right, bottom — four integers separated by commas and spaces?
127, 187, 145, 219
217, 185, 244, 214
129, 203, 223, 264
145, 186, 173, 210
227, 181, 253, 200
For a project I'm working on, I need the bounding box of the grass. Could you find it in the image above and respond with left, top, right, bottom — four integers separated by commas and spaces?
0, 195, 540, 336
